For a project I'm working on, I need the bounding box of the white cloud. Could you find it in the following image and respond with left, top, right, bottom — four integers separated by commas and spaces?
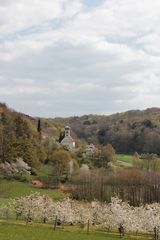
0, 76, 50, 95
0, 0, 82, 34
0, 0, 160, 116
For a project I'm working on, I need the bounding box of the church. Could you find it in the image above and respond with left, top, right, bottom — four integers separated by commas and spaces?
61, 126, 75, 151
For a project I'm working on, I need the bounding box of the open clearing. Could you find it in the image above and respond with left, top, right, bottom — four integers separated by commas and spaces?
0, 180, 66, 204
116, 154, 133, 167
116, 154, 133, 164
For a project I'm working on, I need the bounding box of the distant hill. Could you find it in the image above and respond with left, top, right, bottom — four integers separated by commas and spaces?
53, 108, 160, 154
1, 103, 160, 164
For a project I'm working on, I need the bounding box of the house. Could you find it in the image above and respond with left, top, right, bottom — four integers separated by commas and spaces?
61, 126, 75, 150
86, 144, 95, 157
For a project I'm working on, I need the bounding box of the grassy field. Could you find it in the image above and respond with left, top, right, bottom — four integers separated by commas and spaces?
0, 180, 66, 204
116, 154, 133, 165
0, 222, 149, 240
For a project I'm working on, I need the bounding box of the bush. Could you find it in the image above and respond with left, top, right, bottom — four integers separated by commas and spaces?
5, 173, 31, 183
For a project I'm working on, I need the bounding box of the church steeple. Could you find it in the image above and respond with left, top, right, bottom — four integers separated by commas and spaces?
65, 126, 70, 137
61, 126, 75, 150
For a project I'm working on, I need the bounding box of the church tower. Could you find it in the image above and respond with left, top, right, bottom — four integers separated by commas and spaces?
65, 126, 70, 137
61, 126, 75, 150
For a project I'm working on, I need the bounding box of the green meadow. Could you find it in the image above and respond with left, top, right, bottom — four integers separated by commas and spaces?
116, 154, 133, 164
0, 222, 150, 240
116, 154, 133, 167
0, 180, 66, 204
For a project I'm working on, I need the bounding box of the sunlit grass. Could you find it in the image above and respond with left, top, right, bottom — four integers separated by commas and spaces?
0, 180, 66, 203
0, 222, 149, 240
116, 154, 133, 164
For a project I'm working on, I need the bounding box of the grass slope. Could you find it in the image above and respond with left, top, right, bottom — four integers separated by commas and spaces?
0, 222, 148, 240
116, 154, 133, 167
116, 154, 133, 164
0, 180, 66, 204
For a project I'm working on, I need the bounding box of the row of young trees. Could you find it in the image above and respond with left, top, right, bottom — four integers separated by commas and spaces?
71, 168, 160, 206
1, 192, 160, 234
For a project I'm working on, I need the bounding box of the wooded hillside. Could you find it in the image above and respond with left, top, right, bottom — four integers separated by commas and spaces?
54, 108, 160, 154
0, 103, 46, 167
1, 103, 160, 168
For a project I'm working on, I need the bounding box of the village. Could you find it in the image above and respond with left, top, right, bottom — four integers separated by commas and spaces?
0, 0, 160, 239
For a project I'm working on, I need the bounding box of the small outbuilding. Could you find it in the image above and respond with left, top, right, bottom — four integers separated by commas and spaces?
86, 143, 96, 157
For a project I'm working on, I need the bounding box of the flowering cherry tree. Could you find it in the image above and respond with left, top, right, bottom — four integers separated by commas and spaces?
1, 193, 160, 235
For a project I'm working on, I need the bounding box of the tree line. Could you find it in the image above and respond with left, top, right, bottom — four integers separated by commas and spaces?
71, 168, 160, 206
54, 108, 160, 154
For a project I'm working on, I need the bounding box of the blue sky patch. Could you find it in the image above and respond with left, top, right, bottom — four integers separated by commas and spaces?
82, 0, 104, 8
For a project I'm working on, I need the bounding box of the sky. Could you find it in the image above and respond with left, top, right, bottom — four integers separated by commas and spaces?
0, 0, 160, 117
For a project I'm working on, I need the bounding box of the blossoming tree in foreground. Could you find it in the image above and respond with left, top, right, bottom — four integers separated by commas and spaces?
1, 193, 160, 233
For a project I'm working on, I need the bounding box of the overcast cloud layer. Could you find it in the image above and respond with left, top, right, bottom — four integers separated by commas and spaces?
0, 0, 160, 117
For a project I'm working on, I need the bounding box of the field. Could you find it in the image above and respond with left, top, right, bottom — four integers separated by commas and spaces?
0, 222, 149, 240
0, 180, 66, 204
0, 155, 135, 205
0, 160, 152, 240
116, 154, 133, 167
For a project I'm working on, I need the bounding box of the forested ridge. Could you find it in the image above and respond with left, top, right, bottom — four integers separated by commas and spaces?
0, 103, 72, 170
55, 108, 160, 154
0, 103, 47, 167
1, 103, 160, 170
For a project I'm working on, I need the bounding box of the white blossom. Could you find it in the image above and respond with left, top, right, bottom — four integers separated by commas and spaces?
2, 193, 160, 234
